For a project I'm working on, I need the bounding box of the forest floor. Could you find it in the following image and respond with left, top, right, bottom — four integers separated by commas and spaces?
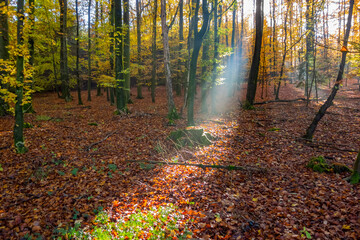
0, 80, 360, 239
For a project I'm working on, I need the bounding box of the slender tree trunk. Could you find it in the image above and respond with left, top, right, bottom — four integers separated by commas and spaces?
305, 0, 314, 100
115, 0, 126, 112
176, 0, 184, 96
0, 0, 9, 116
245, 0, 263, 106
211, 0, 219, 114
275, 1, 291, 100
75, 0, 83, 105
237, 0, 244, 86
151, 0, 157, 103
304, 0, 354, 139
124, 0, 131, 103
95, 0, 102, 97
201, 30, 210, 113
23, 0, 35, 113
109, 0, 115, 104
14, 0, 27, 153
59, 0, 71, 102
161, 0, 177, 120
136, 0, 143, 99
87, 0, 92, 101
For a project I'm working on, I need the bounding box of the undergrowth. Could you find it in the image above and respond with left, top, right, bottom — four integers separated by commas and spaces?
53, 204, 192, 239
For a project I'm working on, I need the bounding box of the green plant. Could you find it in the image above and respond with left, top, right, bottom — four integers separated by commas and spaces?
300, 227, 312, 239
88, 122, 98, 126
36, 115, 52, 121
242, 101, 256, 110
71, 168, 79, 176
0, 164, 3, 171
54, 204, 192, 239
24, 122, 33, 128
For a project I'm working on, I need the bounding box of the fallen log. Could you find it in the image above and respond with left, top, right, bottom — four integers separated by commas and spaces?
126, 160, 267, 173
254, 98, 307, 105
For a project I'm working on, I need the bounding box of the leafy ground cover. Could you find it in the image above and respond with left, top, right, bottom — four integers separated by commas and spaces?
0, 82, 359, 239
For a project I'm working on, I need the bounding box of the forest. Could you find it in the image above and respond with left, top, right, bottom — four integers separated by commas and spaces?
0, 0, 360, 238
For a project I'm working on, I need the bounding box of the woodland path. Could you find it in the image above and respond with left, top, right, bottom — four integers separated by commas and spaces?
0, 82, 359, 239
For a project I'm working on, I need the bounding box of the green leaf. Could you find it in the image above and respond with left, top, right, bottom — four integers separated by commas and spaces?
57, 170, 65, 176
0, 164, 3, 171
71, 168, 79, 176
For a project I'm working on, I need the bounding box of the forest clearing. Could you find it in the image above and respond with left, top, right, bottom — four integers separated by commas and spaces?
1, 0, 360, 239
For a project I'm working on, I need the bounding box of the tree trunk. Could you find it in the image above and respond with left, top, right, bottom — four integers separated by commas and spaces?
175, 0, 184, 96
151, 0, 157, 103
201, 30, 210, 113
161, 0, 178, 120
23, 0, 35, 113
96, 0, 102, 97
124, 0, 131, 103
59, 0, 71, 102
305, 0, 314, 100
87, 0, 92, 101
0, 0, 9, 116
275, 1, 291, 100
187, 0, 210, 126
349, 151, 360, 184
75, 0, 83, 105
303, 0, 354, 140
14, 0, 27, 153
115, 0, 126, 112
245, 0, 263, 106
136, 0, 143, 99
211, 0, 219, 114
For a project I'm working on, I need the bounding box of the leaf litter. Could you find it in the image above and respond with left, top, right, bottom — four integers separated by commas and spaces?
0, 82, 359, 239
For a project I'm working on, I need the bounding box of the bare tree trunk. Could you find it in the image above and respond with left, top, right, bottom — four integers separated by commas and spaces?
245, 0, 263, 106
59, 0, 71, 102
87, 0, 92, 101
151, 0, 157, 103
0, 0, 10, 116
304, 0, 354, 139
160, 0, 177, 120
136, 0, 144, 99
14, 0, 27, 153
76, 0, 83, 105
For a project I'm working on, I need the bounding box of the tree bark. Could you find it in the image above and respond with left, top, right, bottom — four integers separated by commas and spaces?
14, 0, 27, 153
59, 0, 71, 102
124, 0, 131, 103
160, 0, 177, 120
75, 0, 83, 105
303, 0, 354, 139
211, 0, 219, 114
151, 0, 157, 103
0, 0, 9, 116
187, 0, 210, 126
115, 0, 126, 112
245, 0, 263, 106
136, 0, 143, 99
87, 0, 92, 101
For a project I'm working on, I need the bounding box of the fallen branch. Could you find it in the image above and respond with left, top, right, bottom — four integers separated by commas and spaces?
297, 138, 358, 153
85, 131, 118, 151
254, 98, 306, 105
126, 160, 267, 173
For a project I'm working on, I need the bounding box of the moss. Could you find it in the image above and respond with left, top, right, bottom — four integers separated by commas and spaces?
349, 171, 360, 185
168, 128, 213, 148
307, 156, 351, 174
